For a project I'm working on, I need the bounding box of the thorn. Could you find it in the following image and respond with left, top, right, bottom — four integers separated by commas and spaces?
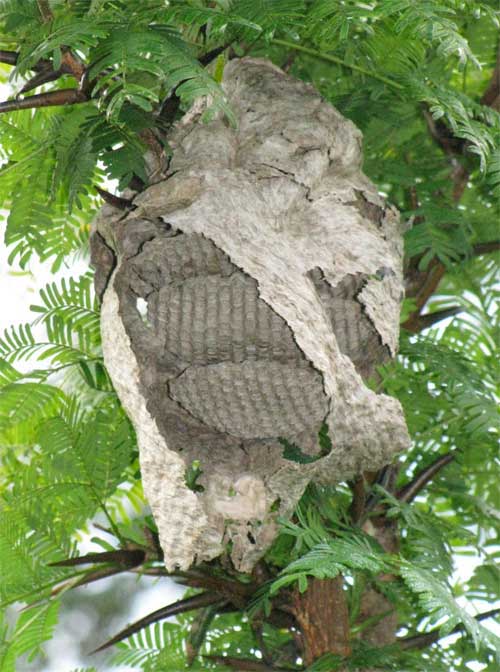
173, 571, 251, 607
95, 186, 135, 210
20, 68, 63, 94
48, 549, 145, 568
90, 592, 222, 653
198, 43, 231, 67
70, 565, 126, 589
472, 240, 500, 256
404, 306, 463, 333
396, 452, 456, 504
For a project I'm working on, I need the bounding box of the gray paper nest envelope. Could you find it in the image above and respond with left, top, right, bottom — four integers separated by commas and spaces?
92, 58, 410, 571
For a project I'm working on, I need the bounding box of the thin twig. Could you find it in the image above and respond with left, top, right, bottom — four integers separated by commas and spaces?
403, 306, 463, 333
399, 608, 500, 650
473, 240, 500, 256
404, 240, 500, 332
251, 619, 274, 666
204, 655, 296, 672
404, 57, 500, 326
20, 68, 64, 94
0, 50, 19, 67
480, 43, 500, 108
363, 465, 399, 517
396, 452, 456, 504
270, 38, 404, 90
187, 604, 221, 666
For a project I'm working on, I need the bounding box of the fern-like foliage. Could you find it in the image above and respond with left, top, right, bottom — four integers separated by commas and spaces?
0, 601, 59, 672
401, 564, 500, 659
0, 273, 150, 668
0, 0, 497, 270
87, 21, 233, 122
0, 2, 499, 670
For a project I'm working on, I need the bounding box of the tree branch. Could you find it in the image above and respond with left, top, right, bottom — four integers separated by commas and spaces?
404, 56, 500, 327
293, 576, 351, 664
396, 452, 456, 504
403, 240, 500, 332
204, 655, 296, 672
0, 50, 54, 77
399, 608, 500, 650
473, 240, 500, 256
37, 0, 54, 23
348, 474, 366, 524
0, 89, 88, 114
480, 43, 500, 109
0, 50, 19, 67
270, 38, 404, 90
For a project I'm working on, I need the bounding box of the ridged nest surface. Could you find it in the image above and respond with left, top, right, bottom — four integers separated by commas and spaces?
92, 58, 410, 571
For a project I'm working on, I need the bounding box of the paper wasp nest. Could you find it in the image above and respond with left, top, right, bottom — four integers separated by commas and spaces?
92, 58, 410, 572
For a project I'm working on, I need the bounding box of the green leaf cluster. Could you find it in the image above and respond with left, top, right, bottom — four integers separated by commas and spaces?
0, 2, 498, 671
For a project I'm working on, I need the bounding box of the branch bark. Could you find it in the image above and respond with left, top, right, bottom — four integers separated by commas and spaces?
37, 0, 54, 23
0, 50, 53, 73
472, 240, 500, 256
0, 89, 88, 114
204, 655, 294, 672
0, 50, 19, 67
480, 44, 500, 109
292, 576, 351, 665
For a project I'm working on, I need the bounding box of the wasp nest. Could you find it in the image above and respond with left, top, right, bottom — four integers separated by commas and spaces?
92, 58, 410, 572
